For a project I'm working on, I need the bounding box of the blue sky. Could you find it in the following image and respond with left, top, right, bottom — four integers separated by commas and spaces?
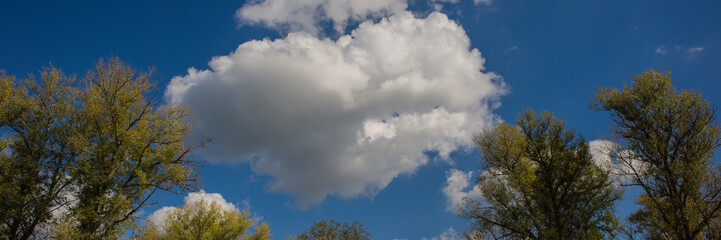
2, 0, 720, 239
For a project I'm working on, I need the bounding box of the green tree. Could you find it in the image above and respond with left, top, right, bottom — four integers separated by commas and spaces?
459, 110, 622, 239
593, 70, 721, 240
294, 219, 371, 240
137, 199, 270, 240
0, 58, 203, 239
1, 68, 78, 240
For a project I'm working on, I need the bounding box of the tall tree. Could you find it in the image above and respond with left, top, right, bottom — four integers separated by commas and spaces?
59, 58, 203, 239
593, 70, 721, 240
0, 58, 203, 239
137, 199, 270, 240
1, 68, 78, 240
459, 110, 622, 239
294, 219, 371, 240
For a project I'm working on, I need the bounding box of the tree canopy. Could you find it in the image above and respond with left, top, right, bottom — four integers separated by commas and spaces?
593, 70, 721, 240
294, 219, 371, 240
0, 58, 203, 239
137, 199, 270, 240
460, 110, 622, 239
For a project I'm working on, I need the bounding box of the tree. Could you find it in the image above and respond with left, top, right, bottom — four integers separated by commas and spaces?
294, 219, 371, 240
0, 58, 203, 239
1, 68, 78, 240
137, 199, 270, 240
459, 110, 622, 239
592, 70, 721, 240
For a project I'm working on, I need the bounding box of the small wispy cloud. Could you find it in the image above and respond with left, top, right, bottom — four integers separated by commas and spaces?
435, 0, 491, 5
654, 45, 705, 59
654, 45, 668, 55
423, 227, 462, 240
686, 46, 704, 54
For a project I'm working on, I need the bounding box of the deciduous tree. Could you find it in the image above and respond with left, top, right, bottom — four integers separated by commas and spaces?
459, 110, 622, 239
137, 199, 270, 240
1, 68, 78, 240
0, 58, 203, 239
294, 219, 371, 240
593, 70, 721, 240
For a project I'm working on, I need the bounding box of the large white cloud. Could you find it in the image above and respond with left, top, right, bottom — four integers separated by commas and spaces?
237, 0, 407, 34
167, 11, 504, 208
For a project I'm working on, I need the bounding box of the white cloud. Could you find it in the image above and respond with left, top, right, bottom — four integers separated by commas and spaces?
236, 0, 407, 34
423, 227, 462, 240
443, 169, 482, 213
687, 46, 704, 54
146, 190, 240, 230
431, 0, 460, 3
685, 46, 705, 58
654, 45, 705, 58
655, 45, 668, 55
589, 139, 646, 185
167, 11, 504, 208
236, 0, 497, 35
588, 139, 617, 172
432, 0, 492, 5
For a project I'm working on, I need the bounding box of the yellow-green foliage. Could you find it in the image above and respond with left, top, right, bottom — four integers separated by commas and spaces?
593, 70, 721, 240
0, 58, 202, 240
294, 219, 371, 240
460, 110, 622, 239
1, 67, 79, 239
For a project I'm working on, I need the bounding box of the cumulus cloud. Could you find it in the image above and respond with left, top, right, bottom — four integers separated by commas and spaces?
167, 11, 504, 208
236, 0, 407, 34
443, 169, 482, 213
146, 190, 239, 229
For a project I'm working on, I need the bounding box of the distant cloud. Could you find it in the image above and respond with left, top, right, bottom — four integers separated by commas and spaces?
146, 190, 240, 231
431, 0, 492, 5
441, 140, 634, 214
236, 0, 407, 34
654, 45, 668, 55
654, 45, 705, 58
423, 227, 462, 240
589, 139, 646, 185
167, 11, 505, 208
443, 169, 482, 213
686, 46, 705, 57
